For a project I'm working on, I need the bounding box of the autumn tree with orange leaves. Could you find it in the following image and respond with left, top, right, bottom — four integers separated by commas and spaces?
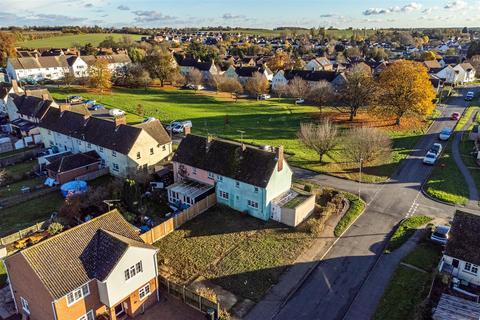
88, 59, 112, 92
377, 60, 436, 125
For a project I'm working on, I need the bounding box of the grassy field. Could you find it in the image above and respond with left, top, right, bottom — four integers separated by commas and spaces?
155, 205, 316, 301
0, 177, 44, 197
0, 192, 64, 237
385, 215, 433, 253
374, 242, 441, 320
212, 28, 377, 39
18, 33, 144, 48
3, 160, 36, 181
50, 86, 432, 183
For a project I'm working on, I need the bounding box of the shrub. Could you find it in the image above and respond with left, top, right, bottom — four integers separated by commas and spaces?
47, 222, 64, 236
195, 287, 218, 303
304, 184, 313, 192
334, 193, 366, 237
385, 215, 433, 253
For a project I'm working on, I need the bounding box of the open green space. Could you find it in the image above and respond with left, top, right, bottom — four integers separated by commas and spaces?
403, 242, 442, 272
459, 108, 480, 196
386, 215, 433, 253
3, 160, 36, 182
424, 143, 469, 205
333, 192, 366, 237
155, 205, 316, 301
50, 86, 431, 183
0, 177, 44, 198
18, 33, 144, 48
0, 192, 64, 237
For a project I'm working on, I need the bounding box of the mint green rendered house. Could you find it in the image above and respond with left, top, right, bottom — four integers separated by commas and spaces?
171, 135, 293, 221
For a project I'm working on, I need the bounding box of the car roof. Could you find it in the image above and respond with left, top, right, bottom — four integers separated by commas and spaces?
441, 127, 452, 132
435, 225, 451, 233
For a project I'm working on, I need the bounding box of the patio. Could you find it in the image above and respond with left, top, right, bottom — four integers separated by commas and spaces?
136, 290, 204, 320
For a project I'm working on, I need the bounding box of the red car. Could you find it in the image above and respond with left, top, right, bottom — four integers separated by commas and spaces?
451, 112, 460, 120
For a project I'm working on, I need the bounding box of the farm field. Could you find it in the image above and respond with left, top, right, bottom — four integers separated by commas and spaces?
18, 33, 145, 48
50, 86, 433, 182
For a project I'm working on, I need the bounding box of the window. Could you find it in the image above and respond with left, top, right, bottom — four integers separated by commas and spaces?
20, 297, 29, 314
137, 152, 141, 159
150, 148, 154, 155
254, 187, 259, 193
248, 200, 259, 209
113, 163, 119, 172
162, 145, 166, 151
217, 175, 223, 182
47, 130, 51, 135
192, 168, 197, 175
87, 143, 91, 148
77, 139, 82, 145
219, 190, 229, 200
66, 284, 90, 306
235, 181, 240, 188
99, 146, 104, 153
124, 261, 143, 281
208, 172, 214, 179
112, 150, 116, 157
464, 262, 479, 274
77, 310, 94, 320
139, 284, 151, 300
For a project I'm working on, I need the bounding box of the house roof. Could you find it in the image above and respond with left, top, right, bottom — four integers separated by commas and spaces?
284, 69, 339, 82
459, 63, 474, 72
235, 66, 265, 77
424, 60, 442, 70
46, 150, 101, 173
173, 134, 280, 188
11, 92, 53, 119
39, 108, 171, 154
0, 84, 11, 100
16, 210, 156, 300
433, 294, 480, 320
445, 210, 480, 265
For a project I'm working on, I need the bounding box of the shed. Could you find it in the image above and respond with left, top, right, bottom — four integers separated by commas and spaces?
433, 293, 480, 320
271, 190, 316, 227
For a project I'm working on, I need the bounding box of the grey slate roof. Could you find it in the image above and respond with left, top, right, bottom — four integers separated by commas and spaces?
12, 94, 53, 119
445, 210, 480, 265
173, 134, 280, 188
18, 210, 156, 300
46, 150, 101, 173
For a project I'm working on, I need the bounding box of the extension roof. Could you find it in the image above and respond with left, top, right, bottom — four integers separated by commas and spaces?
445, 210, 480, 265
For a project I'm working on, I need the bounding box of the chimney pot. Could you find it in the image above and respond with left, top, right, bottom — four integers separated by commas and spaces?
276, 145, 284, 172
114, 115, 127, 127
183, 126, 191, 136
59, 104, 70, 113
42, 93, 49, 101
11, 80, 19, 93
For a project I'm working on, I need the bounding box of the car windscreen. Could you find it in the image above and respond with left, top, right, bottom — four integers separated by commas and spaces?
433, 231, 447, 238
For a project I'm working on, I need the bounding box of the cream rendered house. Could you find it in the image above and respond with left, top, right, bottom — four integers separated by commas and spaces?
39, 106, 172, 177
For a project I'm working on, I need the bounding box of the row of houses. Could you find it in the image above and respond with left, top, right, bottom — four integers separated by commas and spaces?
6, 53, 131, 82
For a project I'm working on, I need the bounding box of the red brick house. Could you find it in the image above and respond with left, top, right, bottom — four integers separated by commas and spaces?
46, 150, 102, 184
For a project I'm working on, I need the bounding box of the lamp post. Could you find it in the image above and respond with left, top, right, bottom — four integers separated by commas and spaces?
358, 158, 363, 199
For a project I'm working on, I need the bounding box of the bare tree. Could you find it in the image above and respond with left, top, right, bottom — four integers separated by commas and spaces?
186, 69, 203, 88
217, 76, 244, 101
308, 81, 335, 110
288, 76, 310, 99
343, 127, 392, 164
298, 121, 338, 163
338, 64, 375, 121
245, 72, 269, 99
273, 82, 289, 100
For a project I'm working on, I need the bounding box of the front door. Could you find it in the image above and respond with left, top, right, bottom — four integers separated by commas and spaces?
114, 303, 125, 316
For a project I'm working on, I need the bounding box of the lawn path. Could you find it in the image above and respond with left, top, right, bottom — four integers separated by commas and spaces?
452, 110, 479, 208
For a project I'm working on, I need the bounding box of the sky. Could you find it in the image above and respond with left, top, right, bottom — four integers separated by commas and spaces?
1, 0, 480, 29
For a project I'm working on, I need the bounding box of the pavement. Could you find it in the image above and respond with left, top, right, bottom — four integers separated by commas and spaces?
246, 87, 480, 320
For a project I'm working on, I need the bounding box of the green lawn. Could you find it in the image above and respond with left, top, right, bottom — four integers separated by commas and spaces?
155, 205, 316, 301
3, 160, 36, 181
374, 242, 440, 320
0, 192, 64, 237
424, 143, 469, 205
459, 108, 480, 196
386, 215, 433, 253
50, 86, 431, 183
18, 33, 145, 48
333, 192, 366, 237
0, 177, 44, 198
0, 259, 5, 288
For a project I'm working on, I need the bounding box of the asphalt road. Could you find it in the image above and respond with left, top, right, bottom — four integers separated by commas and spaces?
271, 87, 480, 320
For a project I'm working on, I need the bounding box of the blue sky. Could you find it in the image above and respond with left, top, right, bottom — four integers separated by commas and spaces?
1, 0, 479, 28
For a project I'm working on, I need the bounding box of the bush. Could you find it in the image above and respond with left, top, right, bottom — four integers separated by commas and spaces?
385, 215, 433, 253
47, 222, 64, 236
304, 184, 313, 192
333, 193, 365, 237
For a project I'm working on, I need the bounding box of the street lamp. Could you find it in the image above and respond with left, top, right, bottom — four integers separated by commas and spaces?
358, 158, 363, 199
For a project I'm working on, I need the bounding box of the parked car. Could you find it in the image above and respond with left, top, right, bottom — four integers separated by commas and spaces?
143, 117, 157, 123
439, 127, 452, 141
465, 91, 475, 101
84, 99, 96, 106
423, 152, 438, 165
430, 224, 451, 245
451, 112, 460, 120
259, 94, 271, 100
429, 143, 443, 156
109, 108, 125, 116
68, 96, 83, 103
88, 104, 105, 111
295, 98, 305, 104
166, 120, 192, 133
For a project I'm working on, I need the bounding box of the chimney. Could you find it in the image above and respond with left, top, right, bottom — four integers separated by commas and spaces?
11, 80, 19, 93
114, 115, 127, 127
206, 135, 214, 152
183, 126, 191, 136
241, 143, 246, 151
42, 93, 49, 101
59, 104, 70, 113
276, 145, 284, 172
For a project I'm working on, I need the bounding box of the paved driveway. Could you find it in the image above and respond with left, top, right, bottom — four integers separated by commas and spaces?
137, 291, 204, 320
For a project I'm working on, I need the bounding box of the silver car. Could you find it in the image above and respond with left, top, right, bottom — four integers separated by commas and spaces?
430, 225, 451, 245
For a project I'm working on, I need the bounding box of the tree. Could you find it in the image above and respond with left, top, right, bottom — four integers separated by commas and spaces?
59, 196, 82, 225
377, 60, 436, 125
422, 51, 437, 61
63, 72, 75, 87
298, 121, 338, 163
120, 63, 151, 88
245, 72, 269, 98
0, 31, 16, 66
217, 76, 243, 101
288, 76, 310, 99
128, 47, 146, 63
186, 69, 203, 88
88, 59, 112, 92
344, 127, 392, 164
467, 55, 480, 75
272, 82, 289, 100
144, 49, 179, 86
267, 51, 290, 72
308, 81, 335, 110
338, 64, 375, 121
47, 222, 64, 236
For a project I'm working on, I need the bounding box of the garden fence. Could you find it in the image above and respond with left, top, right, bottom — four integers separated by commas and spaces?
0, 220, 47, 246
158, 275, 219, 315
140, 194, 216, 244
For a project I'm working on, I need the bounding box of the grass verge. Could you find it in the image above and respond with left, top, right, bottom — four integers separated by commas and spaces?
333, 192, 366, 237
385, 215, 433, 253
0, 259, 6, 288
402, 242, 442, 272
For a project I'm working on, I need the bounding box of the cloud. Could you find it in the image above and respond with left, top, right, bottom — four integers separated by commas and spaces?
84, 3, 93, 8
117, 5, 130, 11
132, 10, 177, 23
363, 2, 422, 15
319, 14, 334, 18
222, 13, 246, 20
0, 12, 88, 26
444, 0, 467, 10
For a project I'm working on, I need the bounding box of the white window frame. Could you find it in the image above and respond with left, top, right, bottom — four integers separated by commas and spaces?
235, 181, 240, 188
248, 200, 259, 209
464, 262, 479, 274
254, 187, 259, 193
77, 310, 94, 320
219, 190, 229, 200
20, 297, 29, 314
139, 283, 151, 300
124, 261, 143, 281
99, 146, 104, 153
66, 283, 90, 307
112, 150, 117, 157
113, 163, 119, 172
217, 175, 223, 182
192, 168, 197, 175
208, 172, 214, 179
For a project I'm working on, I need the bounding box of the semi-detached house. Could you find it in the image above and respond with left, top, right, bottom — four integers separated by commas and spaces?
38, 106, 172, 177
4, 210, 160, 320
170, 134, 293, 221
